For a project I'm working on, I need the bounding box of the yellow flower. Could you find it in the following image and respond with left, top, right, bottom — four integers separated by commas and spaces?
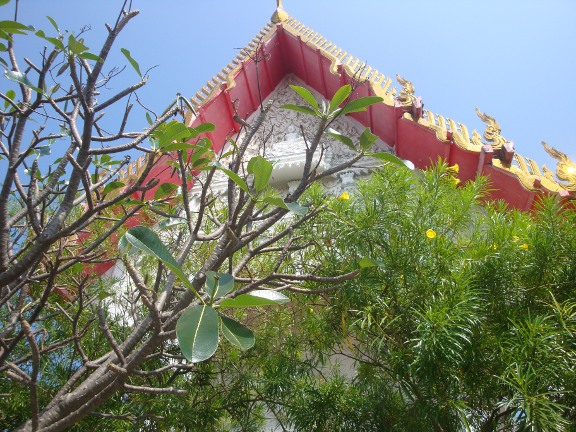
448, 163, 459, 174
426, 229, 437, 239
492, 243, 498, 250
451, 177, 461, 186
519, 243, 529, 250
338, 191, 350, 201
512, 236, 520, 243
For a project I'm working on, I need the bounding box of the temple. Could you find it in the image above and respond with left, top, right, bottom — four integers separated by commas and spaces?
119, 0, 575, 211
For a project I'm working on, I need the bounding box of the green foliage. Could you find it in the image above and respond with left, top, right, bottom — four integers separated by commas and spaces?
287, 162, 576, 431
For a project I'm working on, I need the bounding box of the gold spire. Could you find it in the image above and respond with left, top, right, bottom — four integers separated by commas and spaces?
271, 0, 289, 23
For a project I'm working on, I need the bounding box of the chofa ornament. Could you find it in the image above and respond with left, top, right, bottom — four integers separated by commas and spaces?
471, 108, 508, 150
541, 141, 576, 192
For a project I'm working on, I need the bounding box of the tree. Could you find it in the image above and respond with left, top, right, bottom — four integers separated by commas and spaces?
272, 163, 576, 431
0, 2, 387, 430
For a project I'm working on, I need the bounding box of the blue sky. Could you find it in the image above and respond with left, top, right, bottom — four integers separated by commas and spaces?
4, 0, 576, 175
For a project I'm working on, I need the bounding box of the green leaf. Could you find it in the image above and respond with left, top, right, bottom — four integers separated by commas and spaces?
219, 290, 290, 308
4, 70, 42, 94
205, 271, 235, 300
67, 34, 88, 54
289, 85, 319, 111
262, 196, 308, 215
176, 305, 219, 362
359, 257, 378, 268
0, 20, 30, 40
162, 142, 195, 152
35, 30, 65, 50
280, 104, 317, 116
190, 122, 216, 136
145, 112, 153, 125
78, 51, 103, 62
220, 316, 255, 350
3, 89, 15, 109
46, 16, 59, 32
212, 161, 249, 194
368, 152, 414, 170
250, 290, 290, 304
359, 127, 378, 150
154, 182, 179, 200
285, 201, 309, 215
340, 96, 383, 116
122, 198, 144, 206
157, 121, 191, 148
325, 129, 356, 151
247, 155, 273, 193
329, 84, 351, 112
158, 217, 187, 230
119, 226, 194, 291
121, 48, 142, 77
102, 181, 125, 195
0, 0, 11, 7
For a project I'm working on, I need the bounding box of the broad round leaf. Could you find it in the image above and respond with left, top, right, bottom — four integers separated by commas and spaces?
220, 316, 255, 350
177, 305, 219, 362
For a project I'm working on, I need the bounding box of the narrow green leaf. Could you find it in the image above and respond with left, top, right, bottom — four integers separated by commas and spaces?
0, 0, 11, 7
154, 182, 179, 200
176, 305, 219, 362
340, 96, 383, 116
102, 181, 125, 195
145, 112, 153, 125
212, 161, 249, 194
289, 84, 319, 111
329, 84, 351, 112
119, 226, 194, 291
205, 271, 235, 300
121, 47, 142, 77
220, 316, 255, 350
4, 70, 42, 94
280, 104, 317, 116
325, 129, 356, 151
247, 155, 273, 193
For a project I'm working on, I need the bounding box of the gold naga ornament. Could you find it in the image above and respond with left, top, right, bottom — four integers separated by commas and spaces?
395, 74, 416, 106
541, 141, 576, 192
471, 108, 508, 150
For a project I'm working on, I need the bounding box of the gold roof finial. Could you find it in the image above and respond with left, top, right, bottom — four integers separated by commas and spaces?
271, 0, 289, 23
471, 108, 507, 150
541, 141, 576, 191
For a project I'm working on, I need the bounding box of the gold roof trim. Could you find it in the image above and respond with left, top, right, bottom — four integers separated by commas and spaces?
188, 23, 277, 108
280, 16, 396, 105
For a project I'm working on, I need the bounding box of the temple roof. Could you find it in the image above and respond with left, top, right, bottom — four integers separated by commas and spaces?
124, 1, 575, 211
